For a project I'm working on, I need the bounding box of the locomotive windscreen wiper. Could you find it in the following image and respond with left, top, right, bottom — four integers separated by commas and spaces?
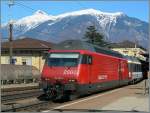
65, 65, 72, 69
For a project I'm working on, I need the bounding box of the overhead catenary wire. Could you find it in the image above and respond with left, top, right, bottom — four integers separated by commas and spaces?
15, 2, 37, 13
4, 1, 59, 42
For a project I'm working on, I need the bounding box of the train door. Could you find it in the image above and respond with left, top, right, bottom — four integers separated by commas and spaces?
82, 54, 92, 84
118, 60, 123, 86
87, 55, 92, 84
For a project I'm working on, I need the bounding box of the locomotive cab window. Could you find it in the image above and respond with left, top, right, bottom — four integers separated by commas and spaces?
81, 54, 92, 64
88, 55, 92, 64
47, 53, 80, 67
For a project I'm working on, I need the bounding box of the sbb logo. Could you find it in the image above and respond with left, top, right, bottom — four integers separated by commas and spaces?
63, 70, 78, 75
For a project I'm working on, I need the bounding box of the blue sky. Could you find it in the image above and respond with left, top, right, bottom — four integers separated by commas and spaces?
1, 0, 149, 24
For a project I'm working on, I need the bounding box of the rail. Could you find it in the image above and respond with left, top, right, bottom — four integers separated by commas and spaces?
2, 89, 43, 103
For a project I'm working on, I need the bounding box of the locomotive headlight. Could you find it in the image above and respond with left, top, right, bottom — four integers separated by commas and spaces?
45, 78, 50, 80
41, 77, 49, 81
69, 79, 76, 82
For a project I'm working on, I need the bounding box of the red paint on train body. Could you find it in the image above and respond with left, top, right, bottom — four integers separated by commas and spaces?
40, 40, 142, 100
41, 49, 130, 100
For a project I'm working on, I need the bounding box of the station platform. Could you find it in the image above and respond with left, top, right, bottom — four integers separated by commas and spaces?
51, 80, 149, 112
100, 80, 149, 112
101, 95, 148, 112
1, 83, 39, 92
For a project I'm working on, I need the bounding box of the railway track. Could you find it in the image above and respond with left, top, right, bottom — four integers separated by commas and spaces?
2, 89, 43, 103
1, 88, 62, 112
1, 85, 127, 112
2, 99, 50, 112
1, 89, 50, 112
1, 83, 39, 92
1, 81, 145, 112
1, 95, 64, 112
1, 84, 61, 112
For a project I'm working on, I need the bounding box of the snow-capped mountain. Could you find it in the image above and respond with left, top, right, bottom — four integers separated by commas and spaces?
1, 9, 149, 48
1, 10, 55, 38
56, 9, 125, 18
15, 10, 55, 30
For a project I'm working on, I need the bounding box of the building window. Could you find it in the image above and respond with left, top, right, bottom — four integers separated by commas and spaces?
22, 57, 32, 65
12, 58, 17, 64
22, 59, 27, 65
123, 51, 128, 54
22, 62, 26, 65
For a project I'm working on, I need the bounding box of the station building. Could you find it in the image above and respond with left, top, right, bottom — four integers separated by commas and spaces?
109, 40, 147, 61
1, 37, 53, 72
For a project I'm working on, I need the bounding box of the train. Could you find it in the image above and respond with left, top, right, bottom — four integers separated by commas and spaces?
1, 64, 40, 85
40, 40, 143, 100
124, 56, 143, 84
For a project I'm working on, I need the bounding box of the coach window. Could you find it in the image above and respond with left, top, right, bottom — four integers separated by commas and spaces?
139, 65, 141, 71
138, 64, 141, 72
136, 65, 138, 72
135, 64, 137, 72
132, 64, 135, 72
134, 64, 136, 72
135, 64, 138, 72
131, 64, 134, 72
137, 65, 139, 72
129, 64, 131, 72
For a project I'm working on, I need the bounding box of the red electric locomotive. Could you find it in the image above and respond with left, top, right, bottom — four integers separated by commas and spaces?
41, 40, 132, 100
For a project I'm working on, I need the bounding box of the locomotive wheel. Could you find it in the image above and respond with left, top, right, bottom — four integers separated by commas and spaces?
45, 89, 57, 100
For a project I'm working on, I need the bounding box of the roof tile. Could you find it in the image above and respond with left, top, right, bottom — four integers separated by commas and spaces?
2, 37, 54, 50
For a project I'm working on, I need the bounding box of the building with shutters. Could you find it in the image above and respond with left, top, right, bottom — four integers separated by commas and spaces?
1, 37, 53, 72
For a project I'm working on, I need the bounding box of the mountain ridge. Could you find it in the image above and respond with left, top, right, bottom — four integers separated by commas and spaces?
1, 9, 148, 49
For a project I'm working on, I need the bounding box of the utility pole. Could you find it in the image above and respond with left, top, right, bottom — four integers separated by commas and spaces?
9, 23, 13, 64
8, 0, 14, 64
134, 36, 139, 57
